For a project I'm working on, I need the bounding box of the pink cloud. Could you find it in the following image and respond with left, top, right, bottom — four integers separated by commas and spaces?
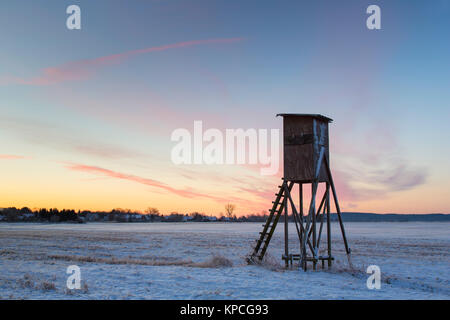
1, 38, 244, 86
237, 186, 275, 201
64, 163, 244, 204
0, 154, 27, 160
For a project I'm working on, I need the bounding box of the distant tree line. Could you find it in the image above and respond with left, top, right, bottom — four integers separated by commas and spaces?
1, 207, 447, 223
0, 206, 270, 223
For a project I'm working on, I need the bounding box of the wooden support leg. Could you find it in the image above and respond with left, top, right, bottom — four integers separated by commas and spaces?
299, 183, 303, 252
301, 180, 318, 271
289, 187, 303, 248
299, 183, 303, 217
323, 155, 352, 268
285, 188, 315, 259
301, 148, 325, 271
316, 194, 327, 248
326, 167, 350, 254
307, 187, 328, 242
326, 182, 332, 268
312, 183, 317, 271
299, 183, 306, 270
284, 182, 289, 268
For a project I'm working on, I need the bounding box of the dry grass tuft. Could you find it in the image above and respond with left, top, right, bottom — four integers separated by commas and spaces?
47, 253, 234, 269
18, 274, 35, 289
18, 274, 57, 291
192, 255, 233, 268
246, 252, 284, 271
81, 281, 89, 293
64, 288, 74, 295
40, 281, 56, 291
260, 253, 284, 271
64, 281, 89, 295
47, 254, 193, 267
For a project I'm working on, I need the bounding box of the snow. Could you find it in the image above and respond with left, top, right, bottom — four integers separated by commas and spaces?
0, 222, 448, 299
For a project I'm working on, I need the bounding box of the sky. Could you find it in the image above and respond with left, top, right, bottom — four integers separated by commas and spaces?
0, 0, 449, 215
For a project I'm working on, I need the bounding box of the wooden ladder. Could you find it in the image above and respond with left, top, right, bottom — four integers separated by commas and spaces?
247, 180, 294, 263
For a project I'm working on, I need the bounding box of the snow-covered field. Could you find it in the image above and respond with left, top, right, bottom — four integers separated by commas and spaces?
0, 222, 448, 299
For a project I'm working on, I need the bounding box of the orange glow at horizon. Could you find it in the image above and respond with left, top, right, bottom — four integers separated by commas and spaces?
1, 156, 448, 216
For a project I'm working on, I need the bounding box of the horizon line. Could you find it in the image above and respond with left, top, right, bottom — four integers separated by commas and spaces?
0, 206, 448, 216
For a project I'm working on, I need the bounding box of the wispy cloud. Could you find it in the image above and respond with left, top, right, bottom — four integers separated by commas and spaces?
0, 154, 27, 160
0, 116, 146, 160
368, 163, 428, 192
0, 38, 244, 86
333, 161, 428, 202
237, 186, 275, 200
64, 162, 241, 203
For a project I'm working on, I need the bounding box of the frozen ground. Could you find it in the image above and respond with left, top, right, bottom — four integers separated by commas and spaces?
0, 222, 448, 299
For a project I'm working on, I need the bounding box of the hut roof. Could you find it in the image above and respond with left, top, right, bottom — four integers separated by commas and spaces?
276, 113, 333, 123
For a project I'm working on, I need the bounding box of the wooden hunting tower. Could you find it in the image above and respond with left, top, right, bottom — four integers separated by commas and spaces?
248, 114, 351, 271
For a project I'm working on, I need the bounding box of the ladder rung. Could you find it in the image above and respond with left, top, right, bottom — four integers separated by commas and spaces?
251, 184, 288, 263
318, 256, 334, 260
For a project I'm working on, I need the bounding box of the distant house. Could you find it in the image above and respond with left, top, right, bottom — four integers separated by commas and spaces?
86, 213, 99, 222
123, 214, 130, 222
205, 216, 217, 222
151, 214, 163, 222
182, 215, 194, 222
166, 213, 184, 222
130, 214, 142, 222
22, 213, 34, 220
0, 209, 6, 221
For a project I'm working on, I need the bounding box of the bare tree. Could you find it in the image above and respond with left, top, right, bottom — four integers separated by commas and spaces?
224, 203, 236, 219
145, 207, 159, 215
